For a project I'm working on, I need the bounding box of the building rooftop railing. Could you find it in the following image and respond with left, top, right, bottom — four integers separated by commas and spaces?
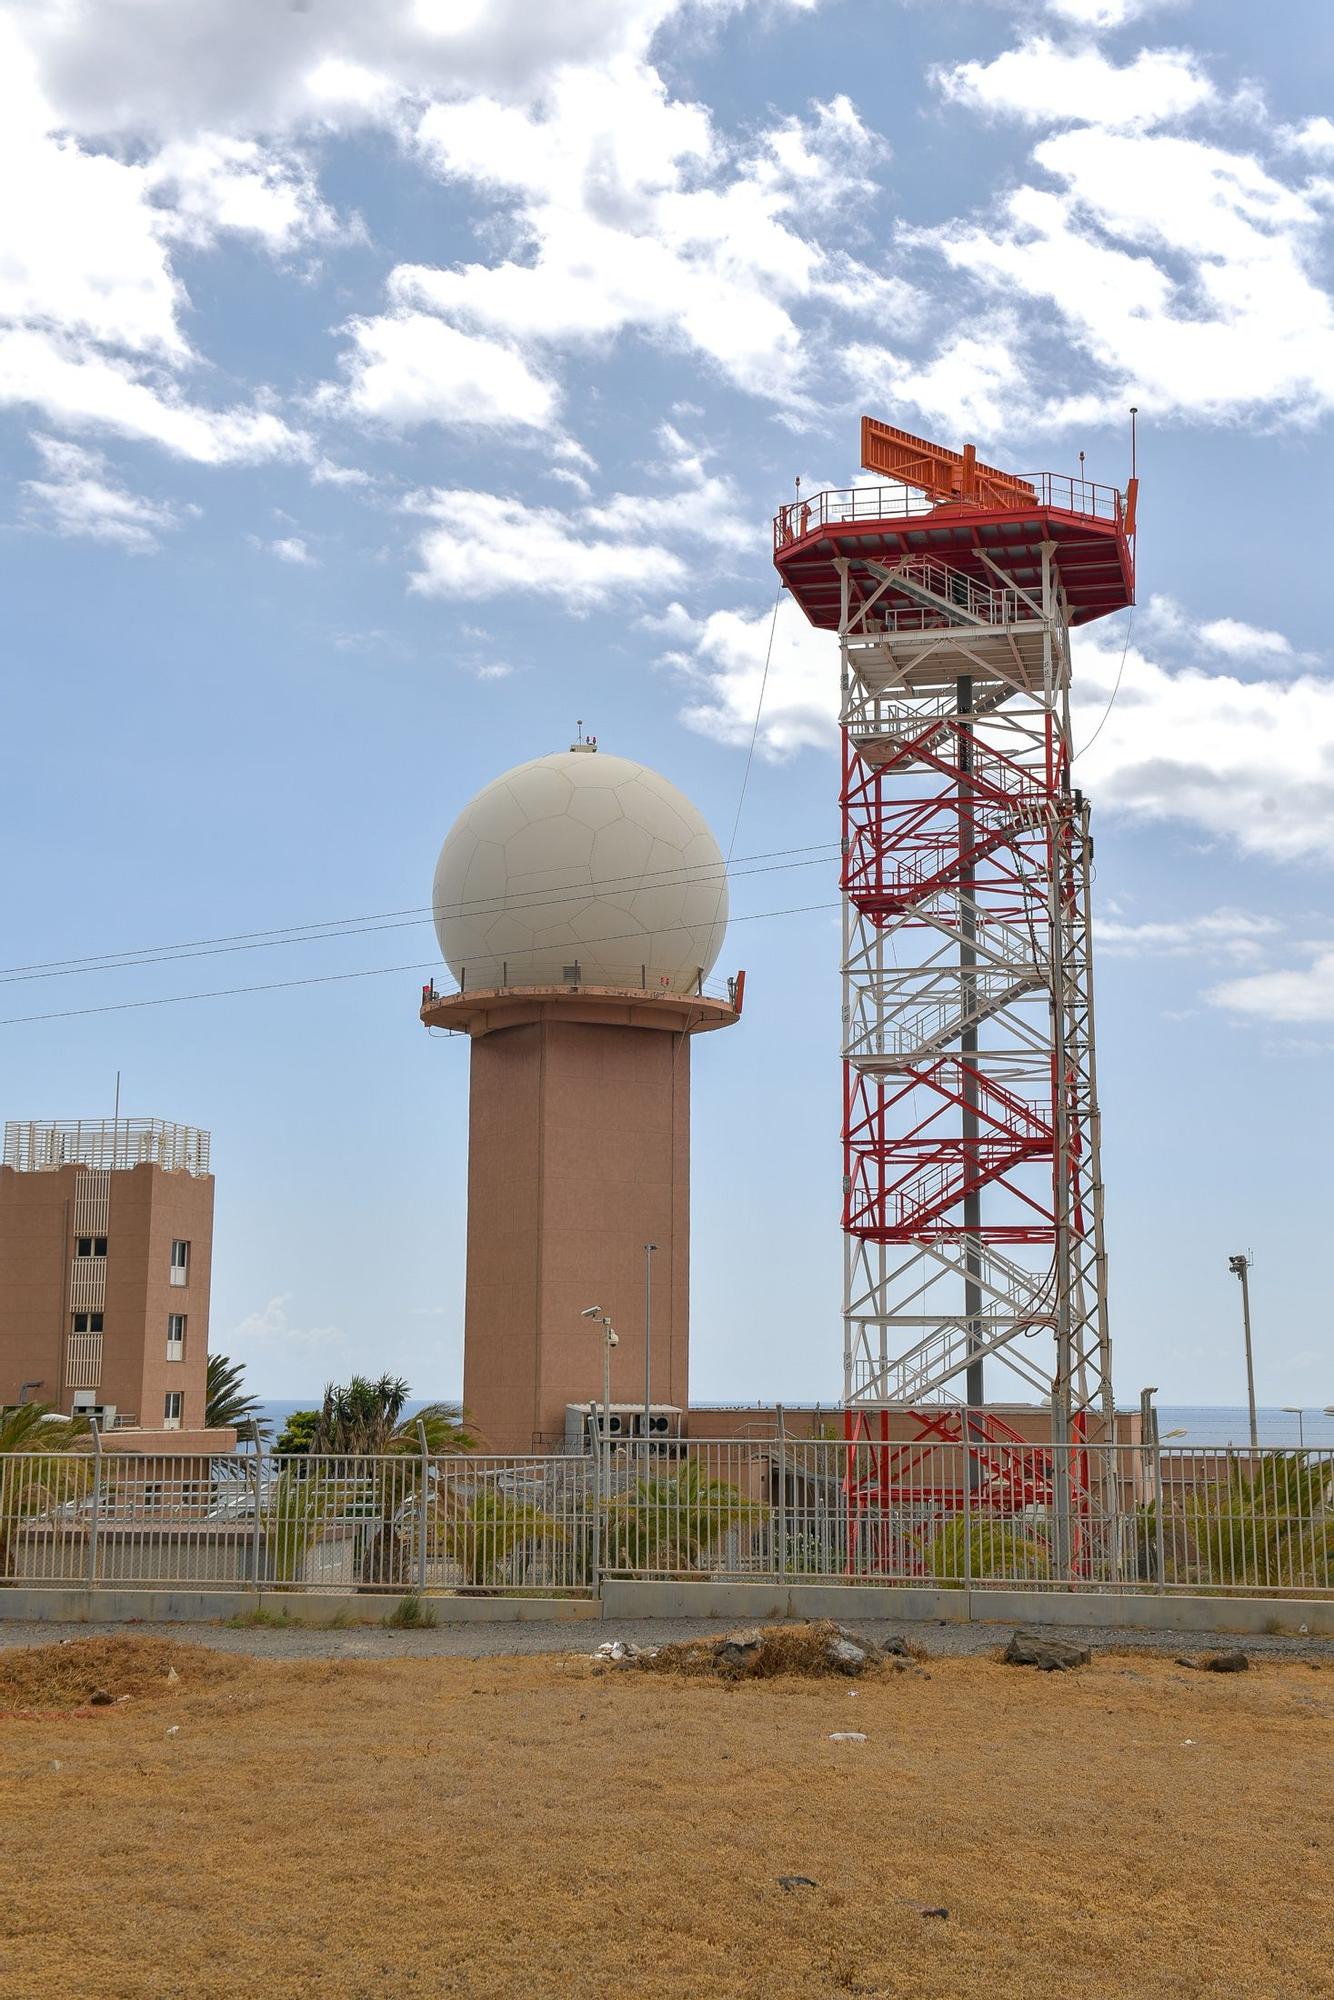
774, 474, 1126, 550
3, 1118, 212, 1176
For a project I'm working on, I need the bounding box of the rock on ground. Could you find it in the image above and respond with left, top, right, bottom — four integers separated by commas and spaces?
1003, 1629, 1091, 1672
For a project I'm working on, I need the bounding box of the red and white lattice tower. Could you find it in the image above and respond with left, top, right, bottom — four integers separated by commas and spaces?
774, 420, 1137, 1554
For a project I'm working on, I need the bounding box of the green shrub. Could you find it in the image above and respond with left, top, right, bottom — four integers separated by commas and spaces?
926, 1516, 1051, 1587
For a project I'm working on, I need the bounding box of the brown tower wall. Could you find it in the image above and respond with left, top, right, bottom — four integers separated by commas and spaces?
463, 1018, 691, 1453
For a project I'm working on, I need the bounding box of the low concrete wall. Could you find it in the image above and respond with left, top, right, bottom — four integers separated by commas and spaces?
600, 1580, 969, 1625
962, 1589, 1334, 1639
600, 1580, 1332, 1638
1, 1580, 1328, 1638
0, 1588, 600, 1626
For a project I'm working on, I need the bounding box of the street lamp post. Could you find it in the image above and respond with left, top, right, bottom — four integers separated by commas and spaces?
580, 1305, 618, 1490
1281, 1406, 1305, 1452
643, 1242, 657, 1452
1228, 1253, 1259, 1454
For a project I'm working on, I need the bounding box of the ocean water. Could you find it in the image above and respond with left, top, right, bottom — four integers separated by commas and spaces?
250, 1400, 1334, 1450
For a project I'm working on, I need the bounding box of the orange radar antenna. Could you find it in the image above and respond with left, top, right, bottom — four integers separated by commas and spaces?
860, 415, 1038, 512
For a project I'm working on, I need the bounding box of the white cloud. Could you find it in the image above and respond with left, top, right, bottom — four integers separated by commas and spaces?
1072, 628, 1334, 863
905, 110, 1334, 429
1097, 906, 1280, 963
145, 136, 341, 253
405, 67, 905, 404
0, 20, 311, 462
0, 330, 305, 462
669, 595, 836, 757
228, 1293, 348, 1395
1210, 949, 1334, 1024
325, 310, 559, 431
271, 535, 316, 565
407, 488, 686, 609
467, 660, 515, 682
13, 0, 731, 139
581, 422, 753, 551
1140, 594, 1315, 673
1277, 116, 1334, 161
0, 26, 186, 360
1198, 617, 1297, 664
936, 39, 1212, 130
845, 316, 1028, 438
21, 434, 185, 551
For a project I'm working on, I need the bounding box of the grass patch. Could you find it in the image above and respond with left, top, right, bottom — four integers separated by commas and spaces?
225, 1606, 360, 1631
383, 1594, 438, 1630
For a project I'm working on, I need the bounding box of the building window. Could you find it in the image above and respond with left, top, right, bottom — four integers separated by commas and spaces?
166, 1314, 186, 1361
163, 1391, 183, 1430
169, 1239, 190, 1287
72, 1311, 104, 1334
76, 1236, 108, 1258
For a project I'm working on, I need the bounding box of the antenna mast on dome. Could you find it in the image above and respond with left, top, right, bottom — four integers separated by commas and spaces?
571, 719, 598, 753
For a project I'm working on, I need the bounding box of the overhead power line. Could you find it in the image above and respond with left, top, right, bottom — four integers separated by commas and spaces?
0, 840, 840, 987
0, 899, 841, 1027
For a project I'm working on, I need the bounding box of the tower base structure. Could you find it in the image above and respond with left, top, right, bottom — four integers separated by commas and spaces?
423, 983, 740, 1454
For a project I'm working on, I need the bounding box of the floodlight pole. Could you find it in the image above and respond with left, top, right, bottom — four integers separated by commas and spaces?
1228, 1254, 1258, 1454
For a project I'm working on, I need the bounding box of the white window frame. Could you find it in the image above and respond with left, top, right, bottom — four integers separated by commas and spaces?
169, 1239, 190, 1287
166, 1313, 186, 1362
72, 1311, 104, 1334
163, 1390, 183, 1430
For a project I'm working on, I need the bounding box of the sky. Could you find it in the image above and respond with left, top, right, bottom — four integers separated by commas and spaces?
2, 0, 1332, 1411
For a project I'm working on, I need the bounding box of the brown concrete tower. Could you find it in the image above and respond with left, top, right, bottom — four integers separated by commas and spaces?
421, 742, 741, 1453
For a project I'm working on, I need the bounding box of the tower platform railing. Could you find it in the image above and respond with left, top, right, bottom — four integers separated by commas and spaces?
774, 472, 1126, 548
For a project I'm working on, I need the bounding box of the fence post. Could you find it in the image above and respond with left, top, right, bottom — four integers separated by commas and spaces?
589, 1410, 603, 1589
775, 1406, 787, 1580
1151, 1409, 1167, 1596
961, 1420, 973, 1599
415, 1418, 430, 1597
86, 1418, 103, 1590
250, 1421, 265, 1592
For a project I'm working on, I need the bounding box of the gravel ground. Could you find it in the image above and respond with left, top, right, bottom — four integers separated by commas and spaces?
0, 1614, 1326, 1663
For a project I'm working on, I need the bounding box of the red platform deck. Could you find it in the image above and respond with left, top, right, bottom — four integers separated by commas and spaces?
774, 479, 1135, 628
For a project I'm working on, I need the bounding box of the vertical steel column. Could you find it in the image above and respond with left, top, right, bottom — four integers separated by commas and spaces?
958, 674, 984, 1412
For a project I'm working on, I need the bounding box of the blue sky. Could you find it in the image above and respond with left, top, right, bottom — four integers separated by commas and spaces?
3, 0, 1332, 1409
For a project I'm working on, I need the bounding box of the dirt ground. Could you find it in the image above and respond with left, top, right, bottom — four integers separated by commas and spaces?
1, 1635, 1330, 2000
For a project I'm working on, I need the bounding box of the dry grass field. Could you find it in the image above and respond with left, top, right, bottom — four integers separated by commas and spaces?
1, 1632, 1331, 2000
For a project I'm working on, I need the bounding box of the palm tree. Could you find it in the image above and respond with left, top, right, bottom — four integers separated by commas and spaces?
430, 1485, 562, 1588
0, 1403, 93, 1579
205, 1353, 267, 1437
309, 1375, 476, 1455
1185, 1451, 1334, 1591
603, 1460, 759, 1573
294, 1376, 477, 1589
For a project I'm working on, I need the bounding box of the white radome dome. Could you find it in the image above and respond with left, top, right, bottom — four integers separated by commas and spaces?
433, 750, 730, 993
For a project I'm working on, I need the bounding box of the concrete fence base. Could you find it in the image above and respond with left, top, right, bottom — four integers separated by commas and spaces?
0, 1580, 1328, 1637
0, 1588, 602, 1626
